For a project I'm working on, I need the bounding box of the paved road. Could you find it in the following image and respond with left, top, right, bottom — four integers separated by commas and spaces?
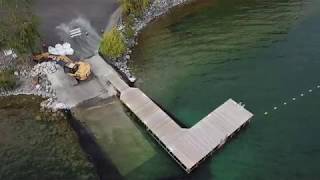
34, 0, 120, 58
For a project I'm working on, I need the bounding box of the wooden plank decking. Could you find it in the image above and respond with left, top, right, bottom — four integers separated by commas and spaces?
90, 55, 254, 173
120, 88, 253, 172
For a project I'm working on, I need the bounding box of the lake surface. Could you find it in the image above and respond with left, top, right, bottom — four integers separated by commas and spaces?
128, 0, 320, 179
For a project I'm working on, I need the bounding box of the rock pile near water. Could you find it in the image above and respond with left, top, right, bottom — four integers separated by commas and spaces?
1, 61, 68, 111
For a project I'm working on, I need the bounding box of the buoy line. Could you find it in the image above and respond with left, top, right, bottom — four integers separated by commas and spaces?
263, 84, 320, 116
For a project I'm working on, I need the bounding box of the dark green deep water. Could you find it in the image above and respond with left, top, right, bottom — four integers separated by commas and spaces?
128, 0, 320, 179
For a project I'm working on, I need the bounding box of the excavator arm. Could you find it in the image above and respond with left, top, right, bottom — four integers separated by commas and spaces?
33, 52, 50, 62
52, 55, 73, 64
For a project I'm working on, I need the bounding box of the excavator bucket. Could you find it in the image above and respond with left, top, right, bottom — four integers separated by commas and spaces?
33, 52, 49, 62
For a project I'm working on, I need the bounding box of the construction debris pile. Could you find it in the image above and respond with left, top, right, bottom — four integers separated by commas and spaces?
30, 62, 58, 96
0, 60, 69, 110
30, 62, 71, 110
31, 62, 59, 76
40, 97, 69, 112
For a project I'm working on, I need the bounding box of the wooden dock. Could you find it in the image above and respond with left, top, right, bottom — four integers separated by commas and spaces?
88, 55, 254, 173
120, 88, 253, 172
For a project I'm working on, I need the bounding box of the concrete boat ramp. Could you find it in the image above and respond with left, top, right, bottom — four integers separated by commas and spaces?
85, 55, 254, 173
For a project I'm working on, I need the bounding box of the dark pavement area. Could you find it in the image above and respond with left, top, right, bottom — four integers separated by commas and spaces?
33, 0, 119, 58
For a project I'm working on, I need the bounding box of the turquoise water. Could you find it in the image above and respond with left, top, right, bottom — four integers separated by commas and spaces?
128, 0, 320, 179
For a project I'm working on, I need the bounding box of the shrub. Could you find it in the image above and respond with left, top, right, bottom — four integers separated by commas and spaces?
120, 15, 135, 39
120, 0, 150, 17
0, 69, 16, 89
124, 24, 135, 39
100, 27, 126, 59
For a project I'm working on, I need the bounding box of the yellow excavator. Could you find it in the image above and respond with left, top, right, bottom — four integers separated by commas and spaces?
33, 52, 91, 81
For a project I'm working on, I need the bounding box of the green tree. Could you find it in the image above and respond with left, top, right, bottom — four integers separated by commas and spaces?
100, 27, 126, 59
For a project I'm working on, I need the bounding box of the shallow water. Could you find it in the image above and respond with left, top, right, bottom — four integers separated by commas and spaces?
0, 96, 98, 180
72, 98, 156, 177
128, 0, 320, 179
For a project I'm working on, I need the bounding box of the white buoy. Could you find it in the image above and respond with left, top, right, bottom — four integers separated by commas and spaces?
292, 98, 296, 101
317, 85, 320, 88
300, 93, 304, 97
309, 89, 313, 92
283, 102, 287, 105
273, 107, 278, 110
264, 112, 268, 115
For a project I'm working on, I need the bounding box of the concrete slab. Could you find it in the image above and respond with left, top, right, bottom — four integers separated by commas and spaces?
47, 66, 116, 108
86, 55, 129, 92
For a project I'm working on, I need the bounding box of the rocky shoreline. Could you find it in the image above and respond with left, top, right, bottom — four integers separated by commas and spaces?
113, 0, 191, 81
0, 58, 68, 111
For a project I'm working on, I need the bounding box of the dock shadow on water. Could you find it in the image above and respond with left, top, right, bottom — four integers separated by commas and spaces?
72, 97, 157, 177
66, 109, 123, 180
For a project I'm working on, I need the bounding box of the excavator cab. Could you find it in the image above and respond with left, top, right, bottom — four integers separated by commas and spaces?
63, 63, 77, 73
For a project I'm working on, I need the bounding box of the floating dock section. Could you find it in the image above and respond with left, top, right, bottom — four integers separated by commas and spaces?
88, 55, 254, 173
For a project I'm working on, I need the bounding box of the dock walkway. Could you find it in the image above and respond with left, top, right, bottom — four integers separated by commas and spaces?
88, 55, 254, 173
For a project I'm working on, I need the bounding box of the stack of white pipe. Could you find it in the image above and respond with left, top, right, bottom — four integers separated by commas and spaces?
48, 43, 74, 56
